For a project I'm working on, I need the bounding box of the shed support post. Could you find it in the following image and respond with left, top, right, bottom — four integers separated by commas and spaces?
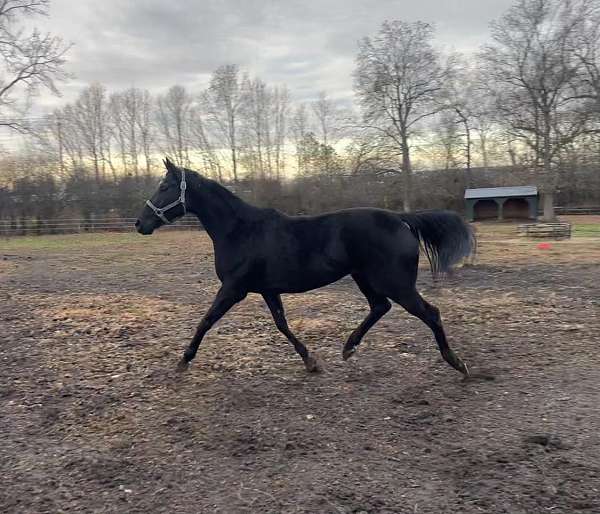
466, 200, 474, 222
526, 197, 537, 219
496, 198, 506, 221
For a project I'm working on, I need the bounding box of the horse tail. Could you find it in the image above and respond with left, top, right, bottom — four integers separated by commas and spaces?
399, 210, 476, 276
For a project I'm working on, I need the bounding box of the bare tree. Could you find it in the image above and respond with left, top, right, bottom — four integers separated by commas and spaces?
471, 95, 497, 171
71, 83, 113, 182
311, 91, 338, 147
0, 0, 70, 133
442, 61, 495, 182
36, 84, 153, 179
136, 89, 154, 175
109, 92, 129, 172
271, 85, 290, 179
569, 1, 600, 102
189, 104, 223, 181
310, 91, 347, 174
240, 77, 264, 177
202, 64, 243, 182
121, 88, 141, 172
567, 2, 600, 163
156, 85, 192, 166
480, 0, 594, 220
344, 131, 385, 175
108, 87, 154, 176
55, 105, 84, 168
290, 103, 311, 174
433, 110, 463, 171
237, 78, 291, 180
35, 85, 114, 181
354, 20, 456, 210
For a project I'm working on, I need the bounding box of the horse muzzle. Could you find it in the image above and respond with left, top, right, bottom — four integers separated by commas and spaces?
135, 219, 155, 235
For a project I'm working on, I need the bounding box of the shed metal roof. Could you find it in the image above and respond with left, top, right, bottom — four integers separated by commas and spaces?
464, 186, 538, 199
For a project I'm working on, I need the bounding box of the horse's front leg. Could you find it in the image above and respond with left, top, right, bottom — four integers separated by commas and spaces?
177, 284, 247, 371
262, 293, 320, 372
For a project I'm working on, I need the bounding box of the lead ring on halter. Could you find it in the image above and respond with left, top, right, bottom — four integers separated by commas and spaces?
146, 169, 187, 224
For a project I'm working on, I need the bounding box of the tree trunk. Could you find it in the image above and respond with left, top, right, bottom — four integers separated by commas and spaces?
465, 122, 472, 188
401, 135, 412, 212
230, 116, 238, 183
93, 155, 100, 184
479, 130, 489, 172
456, 109, 472, 187
541, 110, 555, 221
508, 144, 517, 168
542, 192, 554, 221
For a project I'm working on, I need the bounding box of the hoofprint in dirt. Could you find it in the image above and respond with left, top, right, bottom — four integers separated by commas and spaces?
1, 226, 600, 513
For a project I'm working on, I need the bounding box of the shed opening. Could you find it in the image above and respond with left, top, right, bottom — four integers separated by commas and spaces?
473, 199, 499, 220
503, 198, 530, 219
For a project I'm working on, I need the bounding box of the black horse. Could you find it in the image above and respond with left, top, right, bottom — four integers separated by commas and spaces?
136, 158, 475, 376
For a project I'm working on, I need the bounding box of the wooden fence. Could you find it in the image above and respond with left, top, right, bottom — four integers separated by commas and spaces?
0, 216, 202, 236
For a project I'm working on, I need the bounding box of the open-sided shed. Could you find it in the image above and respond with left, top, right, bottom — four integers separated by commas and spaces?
465, 186, 538, 222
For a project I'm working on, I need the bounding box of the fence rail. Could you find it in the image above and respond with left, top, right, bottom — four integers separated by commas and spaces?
554, 206, 600, 215
1, 207, 598, 237
0, 216, 202, 236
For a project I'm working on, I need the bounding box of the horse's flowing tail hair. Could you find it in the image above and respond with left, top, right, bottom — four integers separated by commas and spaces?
400, 210, 476, 276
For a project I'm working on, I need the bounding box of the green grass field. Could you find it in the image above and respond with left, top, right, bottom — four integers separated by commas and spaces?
572, 223, 600, 236
0, 230, 199, 252
1, 232, 140, 251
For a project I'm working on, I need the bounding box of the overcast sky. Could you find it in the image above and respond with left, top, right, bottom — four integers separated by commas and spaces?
34, 0, 515, 112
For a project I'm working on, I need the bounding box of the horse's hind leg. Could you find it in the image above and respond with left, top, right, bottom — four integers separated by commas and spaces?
393, 289, 469, 376
262, 293, 320, 372
342, 273, 391, 360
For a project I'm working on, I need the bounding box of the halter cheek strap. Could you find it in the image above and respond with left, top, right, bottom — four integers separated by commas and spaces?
146, 171, 187, 224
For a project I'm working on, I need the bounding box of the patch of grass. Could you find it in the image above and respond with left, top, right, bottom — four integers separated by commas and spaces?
1, 230, 201, 253
1, 232, 145, 251
573, 223, 600, 237
473, 216, 600, 240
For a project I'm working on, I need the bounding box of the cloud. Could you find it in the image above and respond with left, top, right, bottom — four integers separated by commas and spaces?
33, 0, 515, 110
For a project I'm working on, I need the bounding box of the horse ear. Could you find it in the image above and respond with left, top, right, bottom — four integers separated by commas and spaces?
164, 157, 177, 175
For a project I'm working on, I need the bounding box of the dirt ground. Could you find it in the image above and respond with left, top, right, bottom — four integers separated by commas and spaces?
1, 219, 600, 514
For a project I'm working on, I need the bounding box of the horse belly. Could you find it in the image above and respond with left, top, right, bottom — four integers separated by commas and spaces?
280, 267, 349, 293
252, 252, 350, 294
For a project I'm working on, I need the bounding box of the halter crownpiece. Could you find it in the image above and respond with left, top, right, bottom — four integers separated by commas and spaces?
146, 169, 187, 224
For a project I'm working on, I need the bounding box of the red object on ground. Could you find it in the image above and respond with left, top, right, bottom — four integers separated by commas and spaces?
537, 242, 552, 250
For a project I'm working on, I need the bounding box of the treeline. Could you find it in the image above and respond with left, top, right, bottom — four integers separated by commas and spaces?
2, 155, 599, 226
3, 0, 600, 222
31, 77, 344, 185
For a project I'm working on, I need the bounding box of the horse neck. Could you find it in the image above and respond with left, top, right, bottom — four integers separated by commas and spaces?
186, 175, 253, 241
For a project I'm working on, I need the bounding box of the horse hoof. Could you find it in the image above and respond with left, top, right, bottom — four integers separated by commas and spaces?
305, 354, 321, 373
176, 357, 190, 372
342, 347, 356, 361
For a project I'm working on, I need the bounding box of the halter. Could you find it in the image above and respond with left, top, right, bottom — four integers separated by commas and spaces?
146, 170, 187, 224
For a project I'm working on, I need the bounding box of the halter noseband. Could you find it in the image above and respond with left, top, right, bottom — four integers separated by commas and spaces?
146, 170, 187, 224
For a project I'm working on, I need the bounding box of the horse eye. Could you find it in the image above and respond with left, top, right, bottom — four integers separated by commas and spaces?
159, 183, 169, 191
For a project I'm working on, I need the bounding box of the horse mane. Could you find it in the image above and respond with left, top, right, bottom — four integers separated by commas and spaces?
185, 169, 275, 222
